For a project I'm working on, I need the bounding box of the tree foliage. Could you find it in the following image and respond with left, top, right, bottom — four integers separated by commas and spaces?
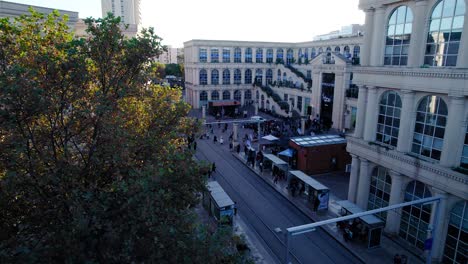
0, 10, 249, 263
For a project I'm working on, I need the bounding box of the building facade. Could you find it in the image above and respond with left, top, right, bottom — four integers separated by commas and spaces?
184, 35, 363, 131
155, 46, 179, 64
101, 0, 140, 37
0, 1, 79, 29
347, 0, 467, 263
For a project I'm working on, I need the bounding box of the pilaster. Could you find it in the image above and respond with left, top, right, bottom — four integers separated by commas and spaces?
361, 8, 375, 66
440, 96, 465, 167
347, 154, 360, 203
397, 90, 416, 152
354, 85, 368, 138
428, 188, 449, 263
385, 171, 406, 235
408, 0, 428, 67
370, 7, 386, 66
356, 158, 370, 209
363, 86, 378, 142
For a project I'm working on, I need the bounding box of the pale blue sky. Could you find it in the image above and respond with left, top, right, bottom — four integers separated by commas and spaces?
7, 0, 365, 48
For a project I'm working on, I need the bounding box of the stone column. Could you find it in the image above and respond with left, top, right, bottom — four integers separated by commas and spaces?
202, 105, 206, 119
332, 72, 345, 130
440, 96, 465, 167
361, 8, 375, 66
233, 123, 239, 142
354, 86, 368, 138
397, 90, 416, 152
241, 90, 245, 106
301, 118, 306, 135
385, 171, 405, 235
408, 0, 428, 67
207, 69, 211, 85
363, 86, 378, 142
255, 101, 258, 115
347, 154, 360, 203
356, 158, 370, 209
370, 7, 386, 66
428, 188, 449, 263
457, 8, 468, 67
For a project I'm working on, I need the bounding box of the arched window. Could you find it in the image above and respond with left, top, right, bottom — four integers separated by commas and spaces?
277, 69, 281, 81
255, 69, 263, 85
266, 49, 274, 63
234, 90, 241, 101
326, 46, 332, 52
443, 201, 468, 263
222, 90, 231, 100
211, 69, 219, 85
199, 69, 207, 85
256, 48, 263, 63
343, 46, 350, 58
353, 46, 361, 58
368, 167, 392, 221
286, 49, 294, 64
234, 69, 241, 84
244, 69, 252, 84
335, 46, 341, 53
222, 48, 230, 63
245, 48, 252, 63
199, 48, 207, 63
222, 69, 230, 85
385, 6, 413, 65
425, 0, 465, 66
276, 48, 284, 62
460, 125, 468, 168
318, 47, 323, 54
245, 90, 251, 100
311, 48, 316, 57
412, 96, 448, 161
298, 48, 303, 58
266, 69, 273, 84
304, 48, 309, 59
211, 90, 219, 100
200, 91, 208, 101
400, 181, 432, 250
376, 91, 402, 147
234, 47, 242, 63
282, 72, 287, 81
211, 48, 219, 63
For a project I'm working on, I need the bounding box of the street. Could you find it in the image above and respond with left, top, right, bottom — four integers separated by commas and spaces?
195, 132, 362, 264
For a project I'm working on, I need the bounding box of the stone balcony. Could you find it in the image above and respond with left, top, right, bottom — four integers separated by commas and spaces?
346, 135, 468, 200
352, 66, 468, 95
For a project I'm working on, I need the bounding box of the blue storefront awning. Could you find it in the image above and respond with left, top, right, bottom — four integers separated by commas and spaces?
278, 148, 294, 157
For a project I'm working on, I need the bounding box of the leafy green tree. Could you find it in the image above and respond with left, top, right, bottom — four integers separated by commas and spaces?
0, 10, 249, 263
165, 63, 182, 77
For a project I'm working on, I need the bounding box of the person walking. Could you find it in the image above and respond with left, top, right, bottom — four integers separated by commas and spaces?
193, 141, 197, 151
212, 162, 216, 175
236, 144, 241, 154
213, 135, 217, 144
219, 136, 224, 145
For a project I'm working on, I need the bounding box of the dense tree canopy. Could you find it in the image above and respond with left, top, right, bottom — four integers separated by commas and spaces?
0, 10, 249, 263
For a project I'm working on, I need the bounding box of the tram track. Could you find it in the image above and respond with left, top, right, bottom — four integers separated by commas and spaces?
196, 137, 362, 264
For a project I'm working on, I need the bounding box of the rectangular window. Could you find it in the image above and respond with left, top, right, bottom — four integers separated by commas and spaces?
199, 48, 207, 63
210, 48, 219, 63
222, 48, 230, 63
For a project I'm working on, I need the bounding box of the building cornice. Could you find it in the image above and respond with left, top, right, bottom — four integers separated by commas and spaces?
353, 66, 468, 80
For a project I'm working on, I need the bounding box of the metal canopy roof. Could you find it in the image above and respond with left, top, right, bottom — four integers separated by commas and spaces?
289, 170, 329, 191
291, 134, 346, 147
263, 154, 288, 165
336, 200, 384, 227
207, 181, 234, 208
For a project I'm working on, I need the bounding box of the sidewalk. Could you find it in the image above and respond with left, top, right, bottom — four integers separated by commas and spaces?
232, 151, 424, 264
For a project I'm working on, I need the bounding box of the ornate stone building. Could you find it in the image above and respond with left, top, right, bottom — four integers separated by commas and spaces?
184, 35, 363, 131
348, 0, 467, 263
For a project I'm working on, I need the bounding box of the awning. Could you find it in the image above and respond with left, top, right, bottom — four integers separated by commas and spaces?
278, 148, 294, 157
289, 170, 328, 191
262, 134, 279, 141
